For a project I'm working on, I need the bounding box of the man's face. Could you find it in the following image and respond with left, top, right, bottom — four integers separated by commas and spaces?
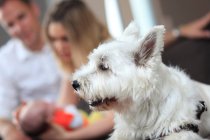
0, 0, 41, 49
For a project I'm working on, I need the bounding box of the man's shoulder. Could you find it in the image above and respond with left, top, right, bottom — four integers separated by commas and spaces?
0, 39, 20, 72
0, 39, 20, 56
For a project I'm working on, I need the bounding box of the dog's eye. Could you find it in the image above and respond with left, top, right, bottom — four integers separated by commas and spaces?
99, 63, 109, 71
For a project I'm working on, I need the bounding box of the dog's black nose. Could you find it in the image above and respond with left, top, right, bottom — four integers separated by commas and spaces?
72, 80, 80, 91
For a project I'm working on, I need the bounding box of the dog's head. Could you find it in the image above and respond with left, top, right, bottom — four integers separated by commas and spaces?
72, 22, 165, 111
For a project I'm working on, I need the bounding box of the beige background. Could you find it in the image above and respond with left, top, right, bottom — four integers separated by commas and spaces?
0, 0, 209, 46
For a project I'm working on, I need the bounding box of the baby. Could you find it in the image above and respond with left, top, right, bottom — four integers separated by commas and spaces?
18, 101, 88, 137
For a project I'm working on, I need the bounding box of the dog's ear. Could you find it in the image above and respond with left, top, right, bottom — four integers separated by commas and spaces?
134, 25, 165, 66
118, 21, 140, 42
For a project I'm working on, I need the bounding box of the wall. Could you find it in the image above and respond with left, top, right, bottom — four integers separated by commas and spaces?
152, 0, 210, 30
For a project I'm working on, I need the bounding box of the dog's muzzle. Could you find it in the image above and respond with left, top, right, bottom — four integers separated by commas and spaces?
72, 80, 80, 91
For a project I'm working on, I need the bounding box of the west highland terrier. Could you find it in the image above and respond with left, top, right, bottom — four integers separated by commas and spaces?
72, 22, 210, 140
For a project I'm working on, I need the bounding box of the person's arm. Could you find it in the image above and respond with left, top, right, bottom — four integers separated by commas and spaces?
64, 111, 114, 139
57, 78, 79, 106
41, 111, 114, 140
165, 12, 210, 46
52, 76, 114, 139
0, 119, 31, 140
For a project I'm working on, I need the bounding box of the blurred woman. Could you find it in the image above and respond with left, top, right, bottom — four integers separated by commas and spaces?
42, 0, 114, 139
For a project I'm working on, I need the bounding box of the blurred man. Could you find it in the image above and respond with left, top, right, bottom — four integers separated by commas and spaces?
0, 0, 61, 139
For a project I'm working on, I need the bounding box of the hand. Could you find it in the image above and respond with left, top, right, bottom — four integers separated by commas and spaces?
2, 125, 31, 140
180, 12, 210, 39
41, 123, 67, 140
12, 102, 26, 129
3, 131, 31, 140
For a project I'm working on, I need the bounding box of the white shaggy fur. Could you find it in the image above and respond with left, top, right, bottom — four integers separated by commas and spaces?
72, 22, 210, 140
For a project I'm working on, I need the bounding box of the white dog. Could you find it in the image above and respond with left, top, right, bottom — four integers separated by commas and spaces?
72, 22, 210, 140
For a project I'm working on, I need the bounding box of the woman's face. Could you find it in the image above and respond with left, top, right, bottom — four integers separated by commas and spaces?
48, 22, 72, 63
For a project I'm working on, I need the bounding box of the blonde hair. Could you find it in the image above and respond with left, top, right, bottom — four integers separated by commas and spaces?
45, 0, 110, 73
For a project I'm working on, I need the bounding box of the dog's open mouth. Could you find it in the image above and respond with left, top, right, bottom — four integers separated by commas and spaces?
88, 97, 117, 107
